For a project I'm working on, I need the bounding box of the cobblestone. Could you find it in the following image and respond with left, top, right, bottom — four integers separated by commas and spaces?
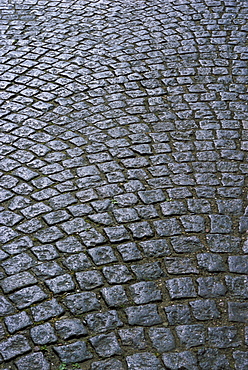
0, 0, 247, 368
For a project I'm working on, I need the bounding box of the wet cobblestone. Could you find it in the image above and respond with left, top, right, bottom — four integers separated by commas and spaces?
0, 0, 247, 368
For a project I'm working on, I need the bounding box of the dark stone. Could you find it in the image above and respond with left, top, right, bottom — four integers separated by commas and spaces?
54, 341, 92, 363
55, 318, 87, 339
5, 312, 32, 333
162, 351, 198, 370
149, 327, 175, 352
91, 359, 125, 370
56, 236, 84, 253
197, 253, 226, 272
228, 302, 248, 323
113, 208, 139, 223
166, 277, 197, 299
239, 216, 248, 233
43, 210, 70, 225
208, 326, 240, 348
9, 286, 47, 309
161, 201, 187, 215
103, 265, 132, 284
101, 285, 128, 307
2, 236, 33, 255
197, 348, 231, 370
228, 256, 248, 274
207, 234, 241, 253
0, 211, 23, 226
154, 219, 182, 236
76, 270, 103, 290
17, 219, 43, 234
170, 236, 204, 253
63, 253, 92, 271
31, 245, 59, 261
125, 304, 162, 326
129, 281, 162, 304
164, 257, 198, 274
85, 310, 123, 333
165, 304, 191, 325
88, 212, 113, 226
49, 193, 76, 210
2, 253, 34, 275
31, 299, 64, 322
15, 352, 50, 370
233, 351, 248, 370
128, 221, 154, 238
126, 352, 165, 370
225, 275, 248, 298
131, 262, 164, 281
45, 274, 75, 294
176, 324, 205, 348
32, 261, 64, 278
138, 189, 165, 204
88, 246, 117, 265
135, 205, 159, 219
119, 327, 147, 350
35, 226, 64, 243
117, 242, 142, 261
140, 239, 171, 257
30, 323, 57, 344
217, 199, 243, 215
1, 271, 37, 293
209, 215, 232, 233
90, 333, 122, 357
190, 300, 220, 321
60, 218, 87, 234
63, 292, 100, 315
68, 204, 93, 216
104, 226, 131, 242
197, 277, 227, 298
21, 203, 51, 219
187, 199, 211, 213
0, 335, 31, 360
80, 228, 106, 247
180, 215, 205, 232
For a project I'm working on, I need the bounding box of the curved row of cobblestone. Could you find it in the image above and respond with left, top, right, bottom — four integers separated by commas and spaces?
0, 0, 248, 369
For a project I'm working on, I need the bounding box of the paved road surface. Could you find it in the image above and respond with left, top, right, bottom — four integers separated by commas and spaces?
0, 0, 247, 369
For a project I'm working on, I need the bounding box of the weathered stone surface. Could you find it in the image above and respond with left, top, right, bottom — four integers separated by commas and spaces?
55, 319, 87, 339
9, 286, 47, 309
208, 326, 241, 348
31, 299, 64, 322
0, 1, 247, 367
125, 304, 162, 326
54, 341, 92, 363
63, 293, 100, 315
0, 335, 31, 360
126, 352, 165, 370
90, 333, 122, 357
162, 351, 198, 370
15, 352, 50, 370
30, 323, 57, 345
119, 328, 147, 350
149, 327, 175, 352
165, 304, 191, 325
176, 324, 205, 348
91, 359, 125, 370
198, 349, 231, 370
166, 278, 197, 299
85, 310, 123, 333
5, 312, 32, 334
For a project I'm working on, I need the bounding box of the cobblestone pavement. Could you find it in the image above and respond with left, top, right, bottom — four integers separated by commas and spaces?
0, 0, 247, 368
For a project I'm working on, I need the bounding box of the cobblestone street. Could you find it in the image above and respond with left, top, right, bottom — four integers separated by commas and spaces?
0, 0, 247, 369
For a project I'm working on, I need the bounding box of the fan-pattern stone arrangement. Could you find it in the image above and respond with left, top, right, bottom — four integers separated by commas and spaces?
0, 0, 247, 369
